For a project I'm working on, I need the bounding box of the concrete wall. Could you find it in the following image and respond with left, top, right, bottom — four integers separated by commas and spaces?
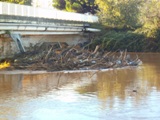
0, 34, 88, 59
0, 35, 18, 58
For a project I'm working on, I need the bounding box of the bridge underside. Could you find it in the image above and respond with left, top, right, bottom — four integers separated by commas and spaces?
0, 15, 100, 35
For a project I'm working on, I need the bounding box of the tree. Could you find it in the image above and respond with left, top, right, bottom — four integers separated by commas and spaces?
0, 0, 32, 5
52, 0, 65, 10
95, 0, 142, 29
136, 0, 160, 51
137, 0, 160, 38
52, 0, 98, 14
94, 0, 160, 52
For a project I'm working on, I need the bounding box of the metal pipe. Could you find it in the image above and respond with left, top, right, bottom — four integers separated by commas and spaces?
10, 31, 82, 35
0, 23, 83, 32
85, 28, 101, 32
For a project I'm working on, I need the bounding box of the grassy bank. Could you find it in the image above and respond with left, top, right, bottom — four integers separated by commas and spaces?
90, 26, 160, 52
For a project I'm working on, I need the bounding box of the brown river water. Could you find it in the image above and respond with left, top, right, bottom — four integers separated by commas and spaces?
0, 53, 160, 120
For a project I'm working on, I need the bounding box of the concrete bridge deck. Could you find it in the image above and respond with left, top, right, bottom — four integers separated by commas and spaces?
0, 2, 99, 34
0, 2, 98, 24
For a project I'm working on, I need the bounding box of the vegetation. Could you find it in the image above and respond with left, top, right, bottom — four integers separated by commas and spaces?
92, 0, 160, 52
0, 0, 32, 5
91, 30, 145, 52
52, 0, 98, 14
95, 0, 142, 28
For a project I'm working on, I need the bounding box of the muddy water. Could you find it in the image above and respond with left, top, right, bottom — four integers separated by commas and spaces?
0, 53, 160, 120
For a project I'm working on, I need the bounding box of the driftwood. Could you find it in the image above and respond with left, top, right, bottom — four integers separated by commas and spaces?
7, 42, 142, 71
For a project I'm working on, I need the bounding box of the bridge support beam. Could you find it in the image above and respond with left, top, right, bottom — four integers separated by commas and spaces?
10, 33, 25, 53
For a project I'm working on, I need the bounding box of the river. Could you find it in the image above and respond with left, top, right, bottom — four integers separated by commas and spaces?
0, 53, 160, 120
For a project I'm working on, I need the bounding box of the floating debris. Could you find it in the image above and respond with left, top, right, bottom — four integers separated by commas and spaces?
1, 42, 142, 71
0, 61, 10, 69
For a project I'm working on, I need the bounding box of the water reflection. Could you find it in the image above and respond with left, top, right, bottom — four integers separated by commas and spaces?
0, 72, 96, 97
138, 53, 160, 91
76, 68, 141, 109
0, 72, 97, 120
0, 74, 23, 93
76, 53, 160, 113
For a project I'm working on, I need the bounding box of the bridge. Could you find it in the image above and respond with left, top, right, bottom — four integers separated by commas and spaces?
0, 2, 99, 35
0, 2, 100, 58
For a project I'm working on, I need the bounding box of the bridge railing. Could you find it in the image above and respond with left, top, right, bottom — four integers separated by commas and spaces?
0, 2, 98, 23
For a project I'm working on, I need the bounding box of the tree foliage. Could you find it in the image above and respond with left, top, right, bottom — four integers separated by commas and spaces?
52, 0, 65, 9
95, 0, 160, 37
137, 0, 160, 38
95, 0, 142, 29
52, 0, 98, 14
93, 0, 160, 52
0, 0, 32, 5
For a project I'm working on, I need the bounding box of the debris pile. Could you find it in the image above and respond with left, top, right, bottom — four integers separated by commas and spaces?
5, 42, 142, 71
